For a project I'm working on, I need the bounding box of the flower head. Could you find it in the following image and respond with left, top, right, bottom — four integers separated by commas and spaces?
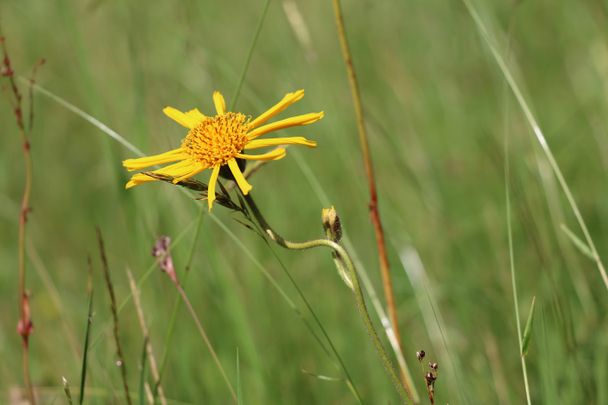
123, 90, 323, 210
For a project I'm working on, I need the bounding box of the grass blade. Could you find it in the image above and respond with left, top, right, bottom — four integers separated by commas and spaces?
263, 245, 363, 404
79, 256, 95, 405
236, 348, 243, 405
503, 76, 532, 404
521, 297, 536, 356
173, 283, 237, 402
560, 224, 594, 260
229, 0, 272, 110
138, 337, 149, 405
461, 0, 608, 291
23, 79, 144, 157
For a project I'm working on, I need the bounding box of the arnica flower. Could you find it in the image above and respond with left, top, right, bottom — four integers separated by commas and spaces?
123, 90, 323, 210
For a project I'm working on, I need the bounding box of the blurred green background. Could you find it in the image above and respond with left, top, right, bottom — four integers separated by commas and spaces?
1, 0, 608, 403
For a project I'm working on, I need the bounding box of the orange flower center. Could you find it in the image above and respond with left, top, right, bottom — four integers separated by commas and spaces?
181, 112, 252, 167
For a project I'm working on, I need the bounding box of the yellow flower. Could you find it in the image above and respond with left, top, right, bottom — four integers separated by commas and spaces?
123, 90, 323, 210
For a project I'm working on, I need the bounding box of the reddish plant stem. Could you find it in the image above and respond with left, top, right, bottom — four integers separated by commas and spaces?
331, 0, 414, 399
2, 33, 36, 405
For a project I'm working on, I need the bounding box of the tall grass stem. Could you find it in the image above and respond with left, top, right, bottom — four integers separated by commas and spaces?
174, 283, 238, 402
79, 256, 95, 405
504, 90, 532, 405
229, 0, 272, 110
461, 0, 608, 291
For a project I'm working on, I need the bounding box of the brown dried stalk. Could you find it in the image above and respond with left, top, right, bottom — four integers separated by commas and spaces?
126, 268, 168, 405
96, 228, 132, 405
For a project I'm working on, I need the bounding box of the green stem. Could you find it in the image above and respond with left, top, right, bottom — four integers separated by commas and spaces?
242, 194, 409, 403
229, 0, 272, 111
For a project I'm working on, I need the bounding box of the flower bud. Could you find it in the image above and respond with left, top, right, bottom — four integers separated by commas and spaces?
321, 206, 342, 242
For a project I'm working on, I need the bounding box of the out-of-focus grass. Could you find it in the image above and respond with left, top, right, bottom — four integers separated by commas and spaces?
1, 0, 608, 403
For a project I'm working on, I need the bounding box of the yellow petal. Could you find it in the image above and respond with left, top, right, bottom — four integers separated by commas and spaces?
123, 148, 187, 171
245, 136, 317, 149
171, 163, 207, 184
207, 165, 220, 211
213, 91, 226, 115
247, 112, 324, 140
156, 159, 200, 177
185, 108, 206, 123
237, 147, 286, 161
125, 172, 159, 188
163, 106, 199, 129
124, 160, 200, 189
250, 90, 305, 128
227, 158, 252, 195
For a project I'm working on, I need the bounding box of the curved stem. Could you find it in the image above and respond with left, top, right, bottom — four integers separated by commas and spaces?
242, 194, 409, 403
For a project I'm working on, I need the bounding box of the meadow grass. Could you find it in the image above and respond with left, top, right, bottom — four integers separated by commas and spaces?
1, 0, 608, 403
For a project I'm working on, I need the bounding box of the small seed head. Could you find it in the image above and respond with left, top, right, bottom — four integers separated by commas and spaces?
416, 350, 426, 361
429, 362, 438, 371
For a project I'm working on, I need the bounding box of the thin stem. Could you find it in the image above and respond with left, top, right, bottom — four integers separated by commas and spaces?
229, 0, 272, 111
1, 33, 36, 405
175, 284, 238, 402
153, 207, 204, 404
22, 348, 33, 403
504, 97, 532, 405
263, 245, 363, 404
331, 0, 413, 397
127, 269, 168, 405
500, 11, 532, 403
79, 257, 94, 405
242, 194, 409, 403
461, 0, 608, 291
97, 229, 132, 405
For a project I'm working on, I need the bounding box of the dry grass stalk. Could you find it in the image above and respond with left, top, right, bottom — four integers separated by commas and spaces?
126, 268, 168, 405
96, 228, 132, 405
